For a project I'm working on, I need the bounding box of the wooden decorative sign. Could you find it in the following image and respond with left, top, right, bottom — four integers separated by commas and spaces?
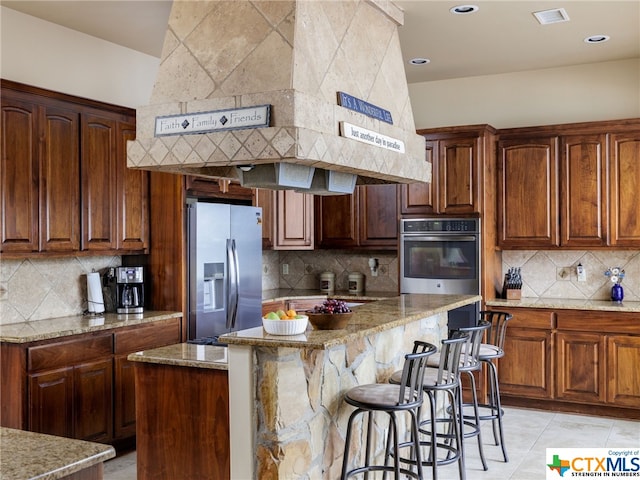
154, 105, 270, 136
340, 122, 405, 153
337, 92, 393, 124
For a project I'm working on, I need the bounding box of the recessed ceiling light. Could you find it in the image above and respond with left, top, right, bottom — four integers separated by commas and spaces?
533, 8, 570, 25
409, 58, 431, 66
450, 5, 479, 15
584, 35, 610, 44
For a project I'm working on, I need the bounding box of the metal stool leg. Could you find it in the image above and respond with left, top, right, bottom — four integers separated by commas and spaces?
486, 359, 508, 462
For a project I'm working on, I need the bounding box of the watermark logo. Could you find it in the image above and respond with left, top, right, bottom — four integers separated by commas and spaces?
546, 449, 640, 479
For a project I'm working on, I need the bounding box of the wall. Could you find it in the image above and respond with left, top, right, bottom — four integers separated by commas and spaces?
409, 59, 640, 129
0, 7, 159, 108
0, 257, 121, 325
501, 250, 640, 302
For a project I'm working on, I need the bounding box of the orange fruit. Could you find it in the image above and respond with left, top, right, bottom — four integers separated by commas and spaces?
286, 309, 296, 318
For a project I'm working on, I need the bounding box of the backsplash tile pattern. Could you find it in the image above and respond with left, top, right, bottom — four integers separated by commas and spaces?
502, 250, 640, 301
274, 250, 399, 293
0, 256, 121, 325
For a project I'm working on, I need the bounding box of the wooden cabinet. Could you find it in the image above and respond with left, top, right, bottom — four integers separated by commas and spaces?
81, 111, 118, 251
609, 130, 640, 246
495, 306, 640, 418
498, 308, 555, 399
0, 317, 181, 446
256, 189, 314, 250
560, 134, 608, 246
556, 331, 605, 403
0, 80, 148, 256
401, 125, 496, 216
262, 300, 286, 316
497, 136, 559, 247
606, 334, 640, 407
497, 119, 640, 249
316, 185, 398, 250
184, 176, 253, 201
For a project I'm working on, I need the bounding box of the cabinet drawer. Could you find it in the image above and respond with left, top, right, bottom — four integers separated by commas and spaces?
556, 310, 640, 334
28, 334, 113, 371
114, 318, 181, 354
507, 308, 555, 329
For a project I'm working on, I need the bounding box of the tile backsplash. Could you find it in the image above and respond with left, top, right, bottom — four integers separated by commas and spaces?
0, 256, 121, 325
263, 250, 399, 294
4, 248, 638, 326
501, 250, 640, 301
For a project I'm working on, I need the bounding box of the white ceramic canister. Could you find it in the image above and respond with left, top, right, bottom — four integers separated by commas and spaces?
320, 272, 335, 293
348, 272, 364, 294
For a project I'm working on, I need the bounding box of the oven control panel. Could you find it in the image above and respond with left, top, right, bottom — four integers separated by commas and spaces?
402, 218, 480, 234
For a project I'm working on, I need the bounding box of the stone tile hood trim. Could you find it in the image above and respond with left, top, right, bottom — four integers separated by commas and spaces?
127, 0, 431, 187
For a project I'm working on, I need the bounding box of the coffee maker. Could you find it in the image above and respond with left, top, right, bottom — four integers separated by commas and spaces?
116, 266, 144, 314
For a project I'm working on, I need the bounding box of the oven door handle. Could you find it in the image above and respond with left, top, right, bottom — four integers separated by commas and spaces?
402, 235, 477, 242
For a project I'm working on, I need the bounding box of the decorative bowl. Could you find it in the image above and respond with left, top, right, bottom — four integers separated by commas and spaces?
262, 315, 308, 336
307, 312, 353, 330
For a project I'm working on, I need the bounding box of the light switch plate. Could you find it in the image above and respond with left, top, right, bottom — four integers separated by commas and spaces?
577, 264, 586, 282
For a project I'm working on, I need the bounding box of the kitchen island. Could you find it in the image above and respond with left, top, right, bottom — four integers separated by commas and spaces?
129, 293, 479, 479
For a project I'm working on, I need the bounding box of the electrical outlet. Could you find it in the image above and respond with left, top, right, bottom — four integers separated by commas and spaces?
577, 264, 586, 282
282, 264, 289, 275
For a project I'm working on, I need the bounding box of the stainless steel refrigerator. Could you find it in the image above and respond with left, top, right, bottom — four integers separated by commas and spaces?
187, 200, 263, 344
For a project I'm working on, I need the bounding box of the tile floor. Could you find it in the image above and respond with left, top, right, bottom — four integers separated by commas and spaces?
104, 406, 640, 479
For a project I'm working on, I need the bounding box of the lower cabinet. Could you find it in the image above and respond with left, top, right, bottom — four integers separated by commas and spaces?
495, 307, 640, 417
1, 317, 181, 445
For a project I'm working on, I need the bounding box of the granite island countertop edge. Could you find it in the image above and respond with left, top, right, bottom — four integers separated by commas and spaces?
222, 294, 481, 349
0, 427, 115, 480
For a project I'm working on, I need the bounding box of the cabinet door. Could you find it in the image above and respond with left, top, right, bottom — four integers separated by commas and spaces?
262, 300, 286, 316
498, 137, 559, 247
74, 358, 113, 442
438, 136, 479, 214
560, 134, 608, 246
400, 140, 437, 215
276, 190, 314, 249
116, 119, 149, 251
556, 331, 605, 403
609, 131, 640, 246
29, 367, 74, 438
607, 334, 640, 407
315, 193, 358, 248
81, 112, 117, 250
358, 184, 398, 249
114, 354, 137, 439
1, 95, 39, 252
499, 327, 554, 399
255, 189, 275, 249
40, 102, 80, 252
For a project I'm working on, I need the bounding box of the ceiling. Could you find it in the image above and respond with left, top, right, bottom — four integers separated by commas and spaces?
2, 0, 639, 84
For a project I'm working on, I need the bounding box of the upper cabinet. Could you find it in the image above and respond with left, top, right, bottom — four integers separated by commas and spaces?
0, 80, 148, 256
315, 184, 398, 250
497, 119, 640, 249
609, 130, 640, 246
256, 189, 314, 250
400, 125, 496, 217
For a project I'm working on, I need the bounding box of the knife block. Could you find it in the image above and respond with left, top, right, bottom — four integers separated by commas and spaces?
505, 289, 522, 300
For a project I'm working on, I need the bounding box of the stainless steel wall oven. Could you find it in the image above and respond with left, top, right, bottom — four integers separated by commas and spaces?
400, 218, 481, 329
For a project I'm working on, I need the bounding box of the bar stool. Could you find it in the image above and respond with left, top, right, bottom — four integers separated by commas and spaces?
429, 321, 491, 471
477, 310, 513, 463
389, 332, 469, 480
341, 340, 437, 480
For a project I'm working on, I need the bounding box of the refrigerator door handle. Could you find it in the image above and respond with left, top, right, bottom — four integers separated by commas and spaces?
226, 239, 239, 329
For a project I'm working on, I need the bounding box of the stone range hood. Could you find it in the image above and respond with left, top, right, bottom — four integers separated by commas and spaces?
127, 0, 430, 194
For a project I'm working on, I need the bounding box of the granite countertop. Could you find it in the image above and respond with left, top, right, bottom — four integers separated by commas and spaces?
0, 427, 115, 479
486, 297, 640, 313
0, 311, 183, 344
128, 343, 228, 370
223, 293, 481, 350
262, 288, 396, 304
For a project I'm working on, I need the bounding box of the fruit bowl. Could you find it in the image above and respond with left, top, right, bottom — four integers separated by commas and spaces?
307, 312, 353, 330
262, 315, 308, 336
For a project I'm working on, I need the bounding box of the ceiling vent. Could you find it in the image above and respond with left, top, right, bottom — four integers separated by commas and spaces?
533, 8, 570, 25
